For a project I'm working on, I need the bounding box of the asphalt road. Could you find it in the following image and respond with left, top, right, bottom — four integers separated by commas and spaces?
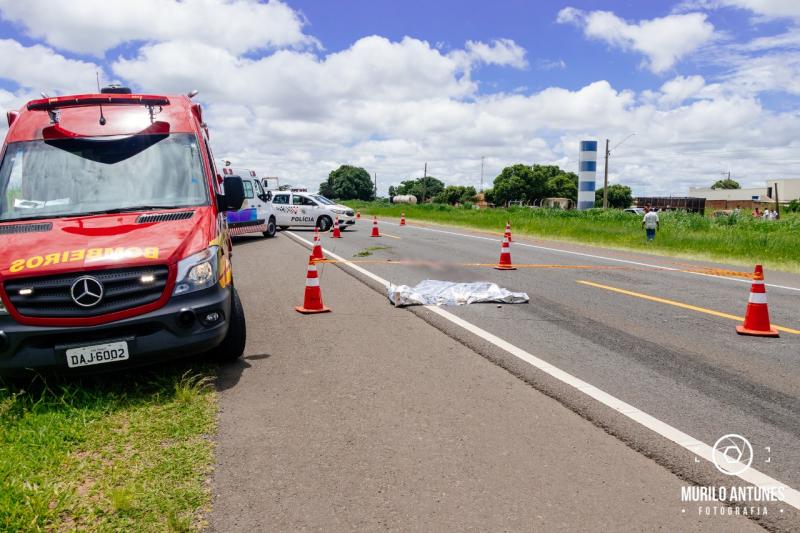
260, 216, 800, 531
206, 222, 797, 531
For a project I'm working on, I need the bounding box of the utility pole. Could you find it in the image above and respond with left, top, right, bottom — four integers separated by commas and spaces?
374, 172, 377, 199
775, 181, 780, 218
480, 156, 485, 192
603, 133, 636, 208
422, 162, 427, 203
603, 138, 610, 209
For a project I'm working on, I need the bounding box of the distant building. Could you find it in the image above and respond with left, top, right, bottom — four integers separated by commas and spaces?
771, 179, 800, 201
474, 192, 493, 209
687, 178, 799, 210
634, 197, 705, 213
542, 197, 574, 209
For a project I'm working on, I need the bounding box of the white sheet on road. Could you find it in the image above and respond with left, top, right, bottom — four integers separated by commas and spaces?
388, 280, 529, 307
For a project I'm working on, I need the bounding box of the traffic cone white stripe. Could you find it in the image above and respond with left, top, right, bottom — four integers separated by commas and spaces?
749, 292, 768, 304
306, 277, 319, 287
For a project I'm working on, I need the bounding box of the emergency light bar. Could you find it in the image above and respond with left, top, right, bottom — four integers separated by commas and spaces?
27, 94, 170, 111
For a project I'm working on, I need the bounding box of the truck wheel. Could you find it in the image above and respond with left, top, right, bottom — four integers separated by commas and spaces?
278, 226, 289, 231
208, 287, 246, 363
317, 216, 332, 232
263, 217, 277, 238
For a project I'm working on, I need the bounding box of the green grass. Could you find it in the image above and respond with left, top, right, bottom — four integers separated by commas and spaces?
346, 201, 800, 273
354, 245, 390, 257
0, 366, 217, 532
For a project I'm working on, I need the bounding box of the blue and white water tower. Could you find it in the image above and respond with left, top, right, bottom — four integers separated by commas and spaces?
577, 140, 597, 210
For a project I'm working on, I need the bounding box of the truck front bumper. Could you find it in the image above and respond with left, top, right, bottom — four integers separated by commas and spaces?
0, 286, 231, 376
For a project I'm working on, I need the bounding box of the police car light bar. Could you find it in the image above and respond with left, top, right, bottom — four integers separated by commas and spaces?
27, 94, 171, 111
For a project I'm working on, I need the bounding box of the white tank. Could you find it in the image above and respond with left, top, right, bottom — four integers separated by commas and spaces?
392, 195, 418, 204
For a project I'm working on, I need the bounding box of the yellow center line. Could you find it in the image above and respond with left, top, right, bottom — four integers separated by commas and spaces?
379, 232, 401, 239
576, 280, 800, 335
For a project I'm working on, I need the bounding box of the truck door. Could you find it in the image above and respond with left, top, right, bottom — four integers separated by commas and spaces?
226, 177, 258, 229
272, 193, 291, 226
252, 179, 269, 223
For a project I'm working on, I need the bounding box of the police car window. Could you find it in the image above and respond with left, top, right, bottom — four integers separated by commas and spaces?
272, 194, 289, 205
293, 195, 316, 206
242, 180, 254, 199
312, 195, 335, 205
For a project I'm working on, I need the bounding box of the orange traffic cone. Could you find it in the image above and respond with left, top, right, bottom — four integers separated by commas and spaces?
371, 216, 381, 237
504, 221, 512, 242
736, 265, 778, 337
356, 210, 361, 219
331, 215, 342, 238
295, 259, 331, 314
310, 228, 326, 261
495, 235, 516, 270
400, 212, 406, 226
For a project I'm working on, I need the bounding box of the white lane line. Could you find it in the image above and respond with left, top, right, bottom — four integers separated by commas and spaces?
378, 220, 800, 293
286, 229, 800, 511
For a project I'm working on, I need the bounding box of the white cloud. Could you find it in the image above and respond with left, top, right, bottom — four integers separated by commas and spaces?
0, 39, 102, 94
459, 39, 528, 69
112, 36, 527, 110
557, 8, 716, 73
657, 75, 708, 104
1, 7, 799, 197
0, 0, 315, 56
718, 0, 800, 20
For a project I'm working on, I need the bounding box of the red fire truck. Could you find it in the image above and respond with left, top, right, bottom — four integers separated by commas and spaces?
0, 86, 247, 374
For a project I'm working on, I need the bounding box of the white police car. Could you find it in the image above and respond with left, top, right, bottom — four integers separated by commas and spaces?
268, 189, 355, 232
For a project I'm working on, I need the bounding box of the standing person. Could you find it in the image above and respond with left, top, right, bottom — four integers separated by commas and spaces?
763, 208, 770, 220
753, 207, 760, 218
642, 205, 659, 242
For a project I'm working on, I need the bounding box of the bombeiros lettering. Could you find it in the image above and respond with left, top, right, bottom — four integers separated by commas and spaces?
9, 247, 160, 272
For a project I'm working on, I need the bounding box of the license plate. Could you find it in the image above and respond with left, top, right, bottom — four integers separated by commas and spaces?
66, 341, 130, 368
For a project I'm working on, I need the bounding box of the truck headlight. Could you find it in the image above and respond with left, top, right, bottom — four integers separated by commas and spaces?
173, 246, 220, 296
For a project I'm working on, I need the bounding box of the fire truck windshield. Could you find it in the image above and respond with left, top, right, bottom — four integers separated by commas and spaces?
0, 133, 209, 221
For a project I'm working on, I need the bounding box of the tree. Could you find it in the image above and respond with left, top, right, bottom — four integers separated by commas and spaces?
433, 185, 477, 205
392, 176, 445, 202
712, 178, 740, 189
319, 165, 375, 200
595, 184, 633, 209
491, 164, 576, 206
546, 172, 578, 202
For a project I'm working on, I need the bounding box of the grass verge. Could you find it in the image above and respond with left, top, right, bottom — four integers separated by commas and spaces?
0, 365, 217, 532
345, 201, 800, 273
354, 245, 390, 257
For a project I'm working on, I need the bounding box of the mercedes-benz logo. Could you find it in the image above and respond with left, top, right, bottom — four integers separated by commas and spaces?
70, 276, 104, 307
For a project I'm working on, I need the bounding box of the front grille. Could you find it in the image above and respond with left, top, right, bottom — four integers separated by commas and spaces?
136, 211, 194, 224
345, 210, 355, 217
5, 266, 169, 318
0, 222, 53, 235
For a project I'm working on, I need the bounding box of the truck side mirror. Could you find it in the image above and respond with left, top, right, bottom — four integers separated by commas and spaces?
219, 176, 245, 212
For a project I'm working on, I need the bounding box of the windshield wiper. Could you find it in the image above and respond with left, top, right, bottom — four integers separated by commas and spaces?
100, 205, 187, 214
1, 212, 76, 223
1, 205, 190, 223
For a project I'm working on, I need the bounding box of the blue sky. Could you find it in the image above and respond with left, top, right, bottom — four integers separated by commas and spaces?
0, 0, 798, 196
